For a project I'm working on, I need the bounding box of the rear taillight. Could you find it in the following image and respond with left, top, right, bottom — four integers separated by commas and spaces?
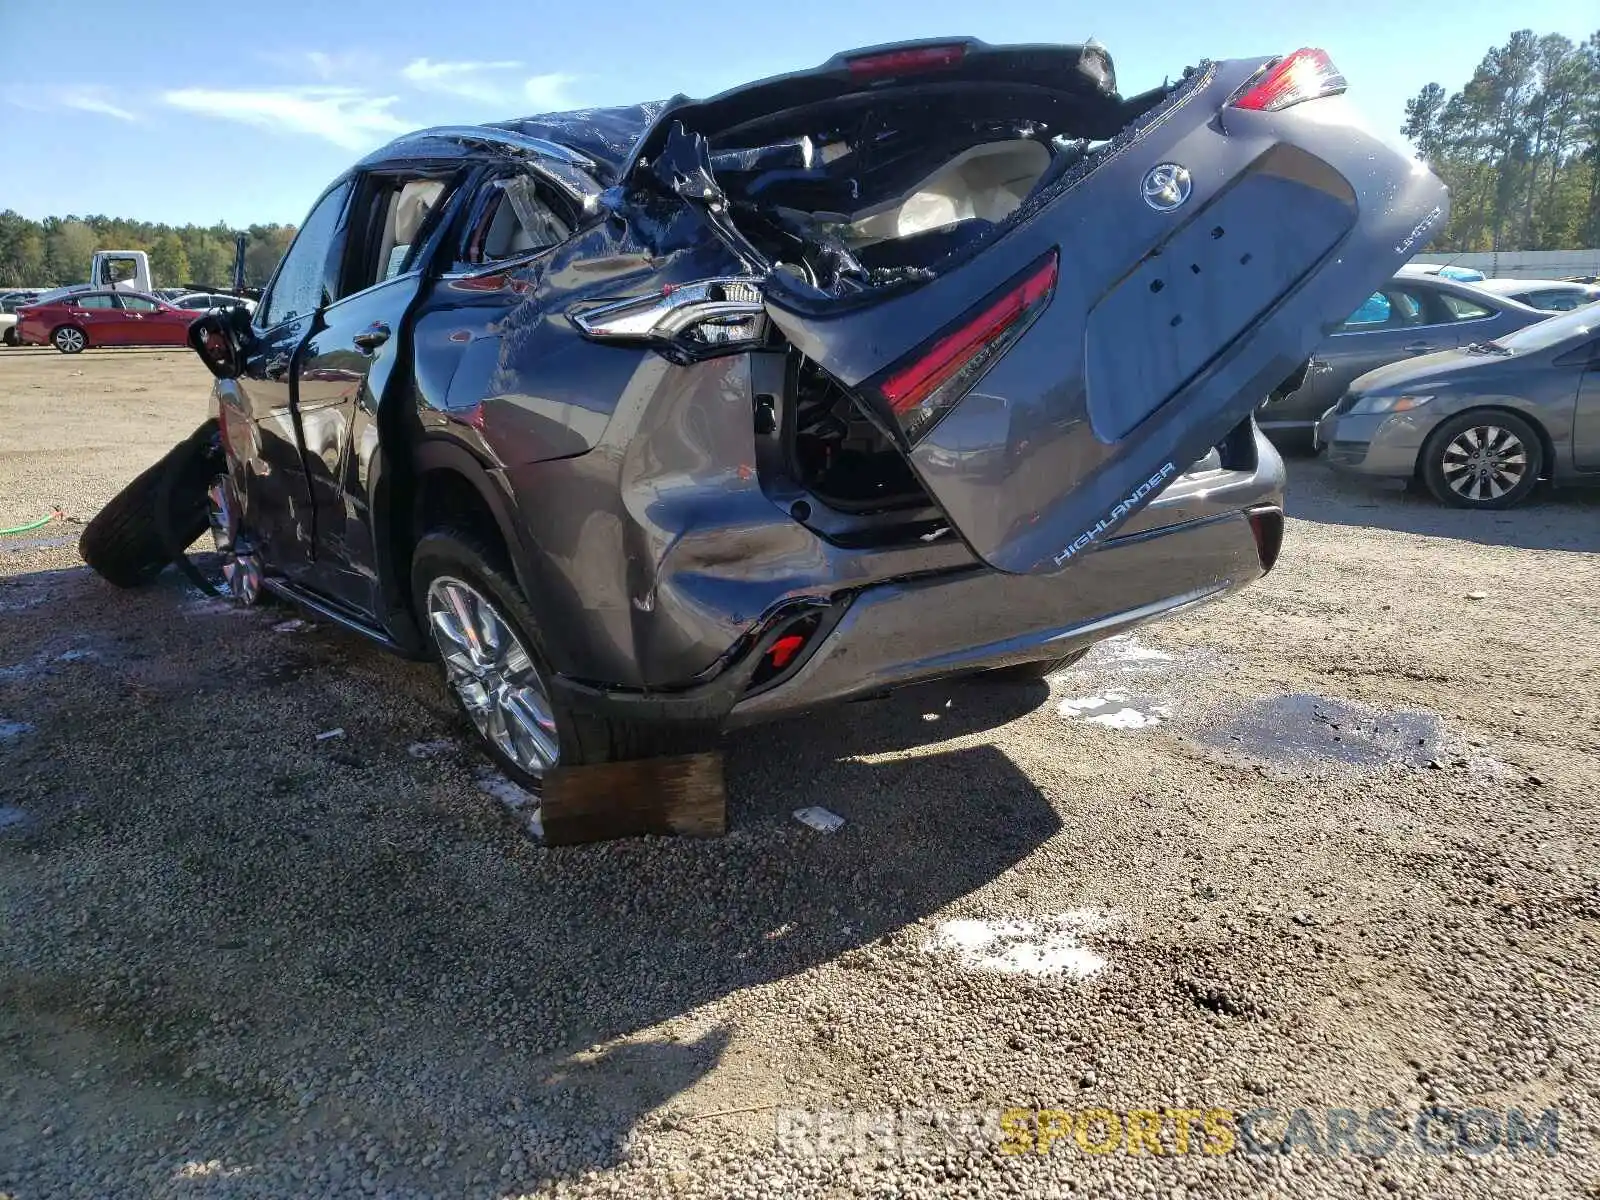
846, 43, 966, 81
872, 250, 1058, 445
1229, 48, 1347, 113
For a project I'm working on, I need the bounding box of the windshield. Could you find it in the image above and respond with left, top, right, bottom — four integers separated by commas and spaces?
1491, 306, 1597, 356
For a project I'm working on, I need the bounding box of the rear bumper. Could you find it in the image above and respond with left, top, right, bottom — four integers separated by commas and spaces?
727, 504, 1269, 726
551, 436, 1283, 730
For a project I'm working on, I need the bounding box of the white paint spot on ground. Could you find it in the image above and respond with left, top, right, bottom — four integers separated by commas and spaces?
923, 910, 1121, 980
1058, 691, 1171, 730
1095, 634, 1174, 666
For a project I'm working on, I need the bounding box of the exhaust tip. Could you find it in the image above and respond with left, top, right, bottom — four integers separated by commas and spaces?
1248, 507, 1285, 574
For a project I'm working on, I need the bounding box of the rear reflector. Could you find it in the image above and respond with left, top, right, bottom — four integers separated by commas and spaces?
1230, 48, 1347, 113
767, 634, 806, 670
846, 44, 966, 81
875, 250, 1058, 444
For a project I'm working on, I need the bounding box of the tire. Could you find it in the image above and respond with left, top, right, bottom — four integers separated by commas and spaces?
982, 647, 1091, 682
410, 530, 676, 789
52, 325, 87, 354
1419, 411, 1543, 509
78, 421, 221, 587
2, 326, 17, 347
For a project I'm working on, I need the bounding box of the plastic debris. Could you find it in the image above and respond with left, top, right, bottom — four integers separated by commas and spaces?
476, 771, 544, 841
793, 805, 845, 833
273, 619, 307, 633
407, 738, 456, 759
315, 727, 345, 741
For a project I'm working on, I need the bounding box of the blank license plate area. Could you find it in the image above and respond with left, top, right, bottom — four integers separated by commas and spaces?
1084, 147, 1355, 443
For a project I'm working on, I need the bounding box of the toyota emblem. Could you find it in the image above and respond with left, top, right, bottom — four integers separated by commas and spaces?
1142, 163, 1192, 212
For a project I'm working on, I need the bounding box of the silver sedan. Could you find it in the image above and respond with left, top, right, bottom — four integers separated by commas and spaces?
1316, 306, 1600, 508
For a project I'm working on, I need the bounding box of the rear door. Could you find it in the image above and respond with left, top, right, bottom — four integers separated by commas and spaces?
1300, 284, 1446, 412
70, 293, 123, 344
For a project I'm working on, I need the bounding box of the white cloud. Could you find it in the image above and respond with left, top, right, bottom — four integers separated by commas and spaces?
399, 58, 577, 112
401, 58, 524, 104
162, 86, 411, 150
60, 91, 138, 121
2, 85, 137, 121
522, 72, 578, 112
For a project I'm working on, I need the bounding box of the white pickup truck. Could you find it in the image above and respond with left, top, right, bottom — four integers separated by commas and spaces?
31, 251, 158, 308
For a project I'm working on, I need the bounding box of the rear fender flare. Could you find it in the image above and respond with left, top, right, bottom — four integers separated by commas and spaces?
398, 438, 549, 635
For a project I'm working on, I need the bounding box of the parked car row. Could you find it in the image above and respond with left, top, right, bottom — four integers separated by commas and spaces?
1260, 269, 1599, 508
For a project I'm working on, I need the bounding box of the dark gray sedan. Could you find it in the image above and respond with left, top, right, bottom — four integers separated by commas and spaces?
1258, 274, 1546, 449
1317, 305, 1600, 507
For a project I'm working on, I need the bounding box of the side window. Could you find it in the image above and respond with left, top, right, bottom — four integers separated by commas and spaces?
1340, 292, 1391, 331
337, 174, 457, 299
462, 174, 572, 265
1438, 293, 1493, 321
1386, 289, 1426, 326
121, 296, 160, 312
259, 181, 351, 329
1530, 290, 1580, 312
76, 294, 116, 310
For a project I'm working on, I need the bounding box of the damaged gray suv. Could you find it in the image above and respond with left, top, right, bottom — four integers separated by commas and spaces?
81, 39, 1447, 788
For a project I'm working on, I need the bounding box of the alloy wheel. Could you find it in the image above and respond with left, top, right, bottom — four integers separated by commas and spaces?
206, 476, 262, 604
54, 327, 85, 353
425, 575, 560, 777
1439, 424, 1528, 503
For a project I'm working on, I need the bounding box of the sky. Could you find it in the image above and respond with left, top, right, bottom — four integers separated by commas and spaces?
1, 0, 1594, 228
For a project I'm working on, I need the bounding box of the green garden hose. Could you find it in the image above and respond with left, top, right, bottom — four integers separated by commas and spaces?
0, 510, 63, 535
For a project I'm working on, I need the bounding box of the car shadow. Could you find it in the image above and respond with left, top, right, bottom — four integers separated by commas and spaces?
0, 564, 1063, 1193
1286, 456, 1600, 553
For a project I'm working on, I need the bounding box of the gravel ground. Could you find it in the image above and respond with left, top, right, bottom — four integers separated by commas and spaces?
1, 347, 1599, 1199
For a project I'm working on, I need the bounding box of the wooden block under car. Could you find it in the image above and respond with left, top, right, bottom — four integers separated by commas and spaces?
539, 751, 726, 845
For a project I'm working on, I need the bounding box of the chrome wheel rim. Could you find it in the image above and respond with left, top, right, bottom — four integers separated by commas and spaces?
1441, 424, 1528, 502
206, 475, 262, 604
56, 328, 84, 352
426, 576, 559, 777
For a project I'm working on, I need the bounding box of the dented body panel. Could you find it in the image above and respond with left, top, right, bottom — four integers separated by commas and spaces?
200, 37, 1445, 734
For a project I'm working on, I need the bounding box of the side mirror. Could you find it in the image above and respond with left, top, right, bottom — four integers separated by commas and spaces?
188, 305, 255, 380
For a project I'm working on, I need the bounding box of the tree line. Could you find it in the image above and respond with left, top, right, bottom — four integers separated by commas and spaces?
3, 29, 1596, 288
0, 211, 297, 290
1403, 28, 1600, 252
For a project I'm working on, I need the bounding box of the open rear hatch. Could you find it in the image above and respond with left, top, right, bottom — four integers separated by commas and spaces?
615, 41, 1448, 572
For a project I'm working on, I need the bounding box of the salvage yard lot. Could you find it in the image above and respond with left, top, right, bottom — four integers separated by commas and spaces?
1, 347, 1599, 1199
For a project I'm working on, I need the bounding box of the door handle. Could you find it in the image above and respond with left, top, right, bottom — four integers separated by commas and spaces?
264, 353, 291, 380
352, 322, 391, 353
1402, 341, 1437, 354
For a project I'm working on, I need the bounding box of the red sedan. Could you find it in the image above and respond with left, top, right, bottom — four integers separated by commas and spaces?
16, 290, 199, 354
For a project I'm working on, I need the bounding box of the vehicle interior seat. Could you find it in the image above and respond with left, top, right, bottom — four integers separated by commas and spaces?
379, 180, 447, 279
480, 184, 572, 259
846, 139, 1052, 246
